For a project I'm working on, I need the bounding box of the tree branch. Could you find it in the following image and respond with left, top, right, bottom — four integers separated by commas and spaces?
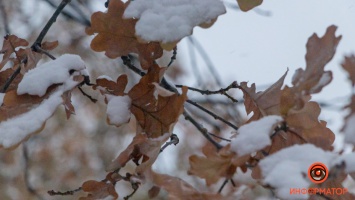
32, 0, 72, 49
0, 0, 10, 34
186, 99, 239, 131
176, 82, 239, 103
23, 144, 45, 200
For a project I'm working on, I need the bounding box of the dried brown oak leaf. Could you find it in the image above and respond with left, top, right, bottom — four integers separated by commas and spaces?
282, 25, 341, 113
145, 169, 227, 200
0, 35, 28, 70
93, 74, 128, 98
80, 180, 118, 200
341, 55, 355, 87
0, 67, 23, 92
128, 64, 187, 138
237, 0, 263, 12
238, 71, 287, 122
251, 102, 335, 179
107, 133, 169, 173
86, 0, 163, 70
188, 143, 236, 186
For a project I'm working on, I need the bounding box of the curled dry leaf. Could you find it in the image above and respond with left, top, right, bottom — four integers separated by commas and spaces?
188, 143, 236, 186
128, 64, 188, 138
80, 180, 118, 200
107, 133, 169, 173
282, 25, 341, 112
237, 0, 263, 12
0, 35, 29, 70
238, 71, 287, 121
86, 0, 163, 69
93, 74, 128, 98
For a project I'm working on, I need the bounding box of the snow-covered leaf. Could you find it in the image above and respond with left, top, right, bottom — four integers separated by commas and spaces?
124, 0, 226, 50
230, 115, 283, 156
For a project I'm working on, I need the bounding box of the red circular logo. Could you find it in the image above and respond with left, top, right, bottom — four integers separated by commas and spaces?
308, 162, 328, 184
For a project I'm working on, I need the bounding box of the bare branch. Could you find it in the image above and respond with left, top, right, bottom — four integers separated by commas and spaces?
186, 99, 239, 131
176, 82, 239, 103
0, 0, 10, 34
160, 134, 179, 152
23, 144, 45, 200
32, 0, 72, 49
167, 46, 177, 67
48, 187, 82, 196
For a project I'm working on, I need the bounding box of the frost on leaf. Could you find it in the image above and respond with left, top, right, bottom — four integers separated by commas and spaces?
86, 0, 163, 69
0, 54, 87, 149
238, 71, 287, 121
236, 0, 263, 12
188, 144, 236, 186
107, 133, 169, 173
128, 64, 187, 138
146, 169, 226, 200
80, 180, 118, 200
230, 115, 283, 156
124, 0, 226, 50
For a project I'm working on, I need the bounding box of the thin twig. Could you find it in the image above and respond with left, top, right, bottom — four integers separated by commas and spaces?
183, 111, 223, 150
160, 134, 179, 152
48, 187, 82, 196
121, 56, 146, 76
209, 133, 231, 142
23, 144, 45, 200
167, 46, 177, 67
187, 36, 203, 86
176, 82, 238, 103
0, 0, 10, 34
33, 44, 56, 60
218, 179, 229, 194
186, 99, 239, 131
188, 37, 222, 86
124, 183, 139, 200
78, 86, 97, 103
32, 0, 72, 49
0, 66, 21, 93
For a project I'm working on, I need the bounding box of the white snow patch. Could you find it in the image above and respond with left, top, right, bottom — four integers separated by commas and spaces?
230, 115, 283, 156
0, 79, 79, 148
106, 95, 131, 126
97, 75, 113, 81
0, 93, 4, 105
310, 71, 332, 93
259, 144, 336, 200
124, 0, 226, 43
152, 82, 175, 99
17, 54, 87, 96
343, 114, 355, 145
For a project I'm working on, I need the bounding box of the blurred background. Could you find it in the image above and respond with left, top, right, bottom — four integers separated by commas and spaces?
1, 0, 355, 199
